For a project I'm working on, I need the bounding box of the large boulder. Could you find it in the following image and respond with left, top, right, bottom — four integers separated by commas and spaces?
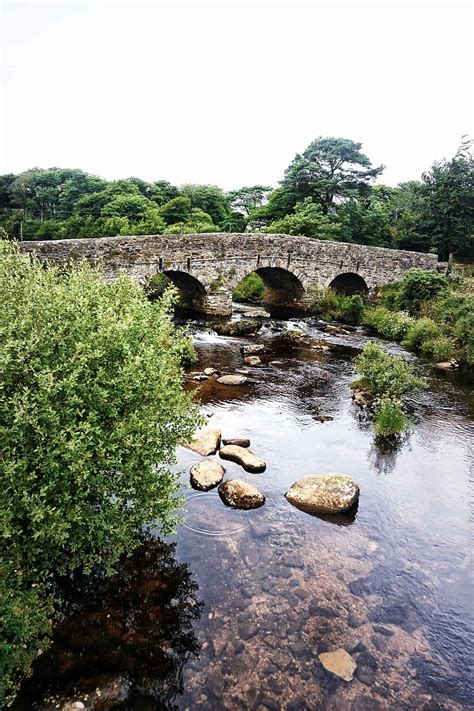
213, 320, 258, 336
219, 445, 266, 472
285, 474, 359, 514
240, 343, 266, 357
184, 427, 221, 456
218, 479, 265, 510
190, 461, 225, 491
217, 374, 249, 386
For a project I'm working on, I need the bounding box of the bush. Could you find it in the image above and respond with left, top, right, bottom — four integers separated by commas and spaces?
0, 241, 202, 703
373, 397, 407, 437
310, 289, 365, 324
396, 268, 449, 315
421, 336, 456, 361
233, 272, 265, 303
402, 317, 441, 352
454, 312, 474, 364
364, 307, 415, 340
353, 341, 425, 399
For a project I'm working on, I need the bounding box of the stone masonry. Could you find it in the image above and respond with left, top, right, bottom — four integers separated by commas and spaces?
19, 233, 439, 317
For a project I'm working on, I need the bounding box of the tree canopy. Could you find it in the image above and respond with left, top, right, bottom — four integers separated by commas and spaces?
0, 137, 472, 258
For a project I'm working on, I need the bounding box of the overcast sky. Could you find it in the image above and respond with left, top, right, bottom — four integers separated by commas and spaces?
1, 0, 472, 190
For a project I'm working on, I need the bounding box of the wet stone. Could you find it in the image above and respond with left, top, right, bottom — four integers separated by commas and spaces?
217, 374, 249, 386
190, 460, 225, 491
267, 677, 283, 695
222, 437, 251, 448
218, 479, 265, 510
309, 602, 339, 618
319, 649, 357, 681
369, 602, 408, 626
219, 444, 266, 472
371, 635, 387, 652
348, 610, 366, 628
239, 622, 258, 640
351, 697, 383, 711
184, 427, 221, 456
294, 587, 309, 600
372, 624, 394, 636
285, 473, 359, 514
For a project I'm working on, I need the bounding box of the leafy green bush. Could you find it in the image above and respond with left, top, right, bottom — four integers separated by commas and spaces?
353, 341, 425, 398
402, 317, 441, 352
233, 272, 265, 303
421, 336, 456, 361
454, 312, 474, 364
0, 241, 202, 703
310, 289, 365, 324
373, 397, 407, 437
396, 268, 449, 315
364, 307, 415, 340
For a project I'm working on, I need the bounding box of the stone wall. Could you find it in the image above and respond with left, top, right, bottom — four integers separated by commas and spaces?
20, 233, 439, 317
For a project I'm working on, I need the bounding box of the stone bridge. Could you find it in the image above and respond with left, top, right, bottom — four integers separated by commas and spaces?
20, 233, 439, 317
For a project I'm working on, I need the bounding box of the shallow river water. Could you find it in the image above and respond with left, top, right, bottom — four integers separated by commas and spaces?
16, 307, 474, 711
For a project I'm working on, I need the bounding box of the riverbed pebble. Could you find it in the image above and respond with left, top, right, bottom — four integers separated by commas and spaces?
190, 461, 225, 491
285, 473, 359, 514
218, 479, 265, 509
219, 444, 266, 472
318, 649, 357, 681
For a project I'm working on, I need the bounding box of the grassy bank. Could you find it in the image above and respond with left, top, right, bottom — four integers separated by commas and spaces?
310, 268, 474, 367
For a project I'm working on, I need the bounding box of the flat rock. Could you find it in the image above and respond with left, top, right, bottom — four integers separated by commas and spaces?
217, 374, 249, 386
190, 461, 225, 491
184, 427, 221, 456
203, 367, 220, 376
434, 361, 453, 370
318, 649, 357, 681
222, 438, 251, 448
285, 473, 359, 514
218, 479, 265, 510
219, 445, 266, 472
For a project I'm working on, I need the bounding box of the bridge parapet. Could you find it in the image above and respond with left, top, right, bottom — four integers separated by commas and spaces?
19, 233, 439, 318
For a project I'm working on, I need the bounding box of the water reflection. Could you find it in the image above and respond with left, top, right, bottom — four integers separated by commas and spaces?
14, 538, 203, 710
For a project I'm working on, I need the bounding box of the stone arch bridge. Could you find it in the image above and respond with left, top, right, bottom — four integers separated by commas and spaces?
20, 233, 439, 317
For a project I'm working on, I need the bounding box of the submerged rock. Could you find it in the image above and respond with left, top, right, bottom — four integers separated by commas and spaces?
222, 438, 251, 448
219, 445, 266, 472
217, 374, 249, 386
318, 649, 357, 681
285, 474, 359, 514
243, 355, 262, 366
184, 427, 221, 456
190, 461, 225, 491
315, 415, 334, 423
218, 479, 265, 509
325, 324, 352, 335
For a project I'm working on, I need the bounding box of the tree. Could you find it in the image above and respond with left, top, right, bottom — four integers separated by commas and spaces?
281, 137, 384, 214
420, 138, 474, 259
160, 196, 193, 225
163, 208, 218, 234
265, 197, 341, 239
0, 241, 201, 703
227, 185, 272, 217
180, 184, 230, 227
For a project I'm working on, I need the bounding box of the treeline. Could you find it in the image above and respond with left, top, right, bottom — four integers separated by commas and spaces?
0, 136, 472, 259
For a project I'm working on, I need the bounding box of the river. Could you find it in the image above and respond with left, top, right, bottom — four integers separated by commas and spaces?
15, 306, 474, 710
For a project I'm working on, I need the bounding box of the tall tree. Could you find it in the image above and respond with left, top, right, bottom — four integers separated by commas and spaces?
227, 185, 272, 217
280, 137, 384, 214
420, 138, 474, 259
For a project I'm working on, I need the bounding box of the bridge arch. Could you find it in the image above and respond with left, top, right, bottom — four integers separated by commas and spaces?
328, 272, 368, 296
235, 266, 307, 317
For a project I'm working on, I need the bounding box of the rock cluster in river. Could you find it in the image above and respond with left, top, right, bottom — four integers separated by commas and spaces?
285, 474, 359, 514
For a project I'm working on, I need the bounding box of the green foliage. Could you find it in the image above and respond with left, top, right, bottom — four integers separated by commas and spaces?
145, 273, 172, 300
454, 312, 474, 364
353, 341, 425, 399
233, 272, 265, 303
421, 138, 474, 259
280, 136, 384, 214
420, 336, 456, 361
402, 318, 441, 352
396, 268, 449, 315
364, 307, 415, 340
310, 289, 365, 324
163, 207, 218, 234
265, 198, 341, 240
0, 242, 202, 702
373, 397, 407, 437
228, 185, 272, 217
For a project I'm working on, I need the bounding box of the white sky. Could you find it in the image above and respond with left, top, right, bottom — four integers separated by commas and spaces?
1, 0, 472, 190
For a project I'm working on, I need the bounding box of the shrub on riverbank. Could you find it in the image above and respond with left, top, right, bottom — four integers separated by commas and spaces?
364, 269, 474, 366
0, 241, 202, 705
310, 288, 364, 324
